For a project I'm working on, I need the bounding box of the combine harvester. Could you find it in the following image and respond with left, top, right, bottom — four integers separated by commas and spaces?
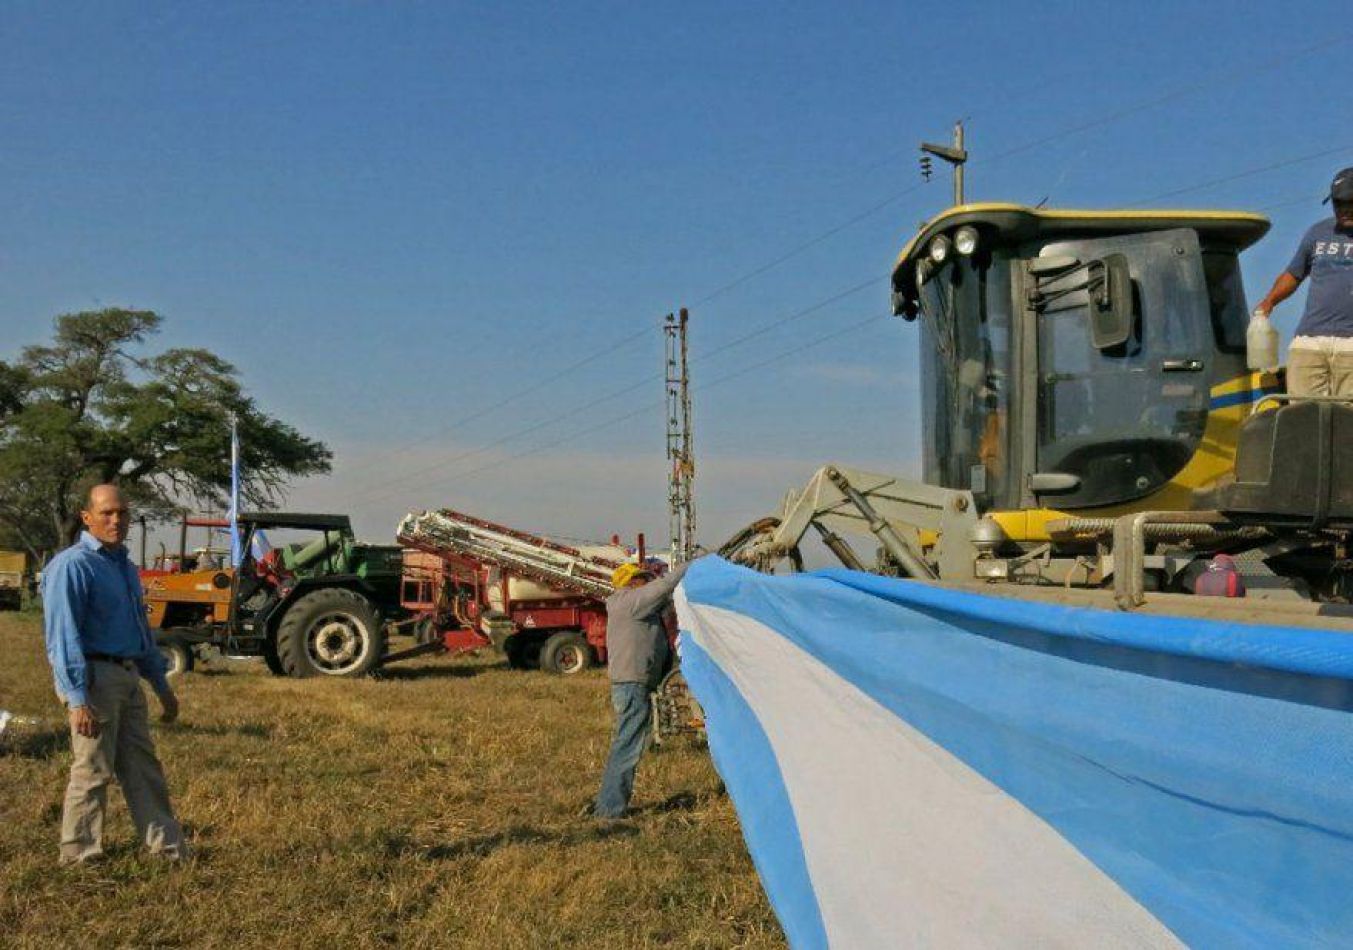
681, 202, 1353, 946
398, 508, 659, 675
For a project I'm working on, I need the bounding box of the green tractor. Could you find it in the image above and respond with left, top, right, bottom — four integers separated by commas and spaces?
146, 512, 407, 678
235, 512, 405, 677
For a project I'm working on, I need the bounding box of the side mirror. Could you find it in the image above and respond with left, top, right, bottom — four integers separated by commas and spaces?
1087, 253, 1133, 349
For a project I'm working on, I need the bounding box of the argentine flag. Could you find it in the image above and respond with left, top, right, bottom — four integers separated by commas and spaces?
676, 557, 1353, 948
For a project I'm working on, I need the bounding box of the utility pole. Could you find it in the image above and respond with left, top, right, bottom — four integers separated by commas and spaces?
664, 309, 696, 563
920, 120, 969, 206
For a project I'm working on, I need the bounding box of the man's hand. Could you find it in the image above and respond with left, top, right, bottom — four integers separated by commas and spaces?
69, 705, 100, 739
156, 688, 179, 725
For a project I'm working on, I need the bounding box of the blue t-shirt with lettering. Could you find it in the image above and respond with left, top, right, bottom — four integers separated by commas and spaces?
1286, 217, 1353, 337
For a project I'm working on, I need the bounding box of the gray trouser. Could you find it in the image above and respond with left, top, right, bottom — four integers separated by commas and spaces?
1287, 342, 1353, 398
61, 659, 184, 863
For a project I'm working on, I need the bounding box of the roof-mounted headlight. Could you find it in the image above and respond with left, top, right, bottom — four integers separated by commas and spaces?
927, 235, 951, 264
954, 225, 979, 256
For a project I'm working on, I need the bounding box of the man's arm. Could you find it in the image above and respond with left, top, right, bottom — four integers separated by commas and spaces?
1254, 272, 1302, 317
41, 558, 91, 709
1255, 230, 1314, 316
618, 561, 693, 616
127, 561, 176, 722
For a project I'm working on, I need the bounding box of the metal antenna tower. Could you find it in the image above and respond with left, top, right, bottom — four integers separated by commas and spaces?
664, 308, 696, 563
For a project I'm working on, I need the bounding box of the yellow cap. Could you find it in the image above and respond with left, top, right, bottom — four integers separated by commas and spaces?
611, 563, 652, 588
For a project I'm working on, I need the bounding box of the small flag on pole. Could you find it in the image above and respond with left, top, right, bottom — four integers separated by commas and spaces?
229, 415, 242, 567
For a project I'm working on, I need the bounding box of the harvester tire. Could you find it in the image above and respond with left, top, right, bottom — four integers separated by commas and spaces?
158, 633, 195, 677
276, 588, 385, 678
541, 630, 594, 676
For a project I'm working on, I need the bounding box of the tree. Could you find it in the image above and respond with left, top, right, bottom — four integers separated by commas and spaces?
0, 308, 332, 561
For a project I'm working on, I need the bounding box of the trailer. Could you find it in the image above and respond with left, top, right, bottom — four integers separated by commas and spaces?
0, 550, 26, 611
397, 508, 658, 675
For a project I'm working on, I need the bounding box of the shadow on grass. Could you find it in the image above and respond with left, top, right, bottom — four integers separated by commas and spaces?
393, 821, 641, 862
372, 664, 489, 681
628, 787, 727, 817
2, 728, 67, 760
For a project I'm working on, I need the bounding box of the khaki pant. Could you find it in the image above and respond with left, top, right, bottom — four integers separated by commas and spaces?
60, 659, 184, 863
1287, 342, 1353, 398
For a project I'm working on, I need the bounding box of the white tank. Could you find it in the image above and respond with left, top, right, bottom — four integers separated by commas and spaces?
1247, 310, 1280, 372
484, 542, 631, 610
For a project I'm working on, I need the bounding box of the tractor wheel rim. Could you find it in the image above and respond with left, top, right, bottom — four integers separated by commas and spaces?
160, 647, 183, 674
558, 645, 583, 673
308, 612, 368, 673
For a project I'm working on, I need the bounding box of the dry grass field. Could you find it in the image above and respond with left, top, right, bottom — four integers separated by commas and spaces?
0, 611, 783, 948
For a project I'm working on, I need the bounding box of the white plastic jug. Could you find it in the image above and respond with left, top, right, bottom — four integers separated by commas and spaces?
1246, 310, 1280, 372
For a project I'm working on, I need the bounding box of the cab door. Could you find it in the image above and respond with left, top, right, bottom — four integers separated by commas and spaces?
1031, 228, 1212, 509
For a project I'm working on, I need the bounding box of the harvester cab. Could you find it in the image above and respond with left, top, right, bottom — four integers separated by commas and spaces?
723, 203, 1353, 617
892, 203, 1271, 519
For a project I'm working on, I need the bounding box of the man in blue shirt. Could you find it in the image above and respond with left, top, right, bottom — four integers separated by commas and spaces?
1254, 167, 1353, 396
42, 483, 186, 864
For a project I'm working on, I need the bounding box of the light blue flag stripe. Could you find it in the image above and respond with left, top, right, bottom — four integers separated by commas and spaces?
678, 558, 1353, 948
680, 634, 829, 949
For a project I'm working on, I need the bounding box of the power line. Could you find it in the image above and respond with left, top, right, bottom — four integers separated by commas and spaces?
1256, 192, 1326, 213
856, 33, 1351, 177
691, 194, 924, 307
987, 34, 1351, 167
349, 35, 1352, 509
384, 312, 891, 498
340, 325, 651, 488
350, 135, 1353, 504
1133, 144, 1353, 204
693, 275, 879, 358
410, 138, 1352, 494
348, 275, 882, 502
688, 33, 1352, 312
346, 370, 661, 506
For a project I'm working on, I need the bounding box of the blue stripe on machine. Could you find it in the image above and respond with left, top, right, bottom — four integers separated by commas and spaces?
1210, 386, 1281, 410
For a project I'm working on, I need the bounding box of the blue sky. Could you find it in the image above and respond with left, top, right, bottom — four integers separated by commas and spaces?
2, 2, 1350, 548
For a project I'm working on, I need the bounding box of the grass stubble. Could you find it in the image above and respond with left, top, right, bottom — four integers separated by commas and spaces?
0, 612, 784, 948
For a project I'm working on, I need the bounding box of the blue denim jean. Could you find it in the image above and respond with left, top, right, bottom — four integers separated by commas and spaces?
594, 682, 652, 817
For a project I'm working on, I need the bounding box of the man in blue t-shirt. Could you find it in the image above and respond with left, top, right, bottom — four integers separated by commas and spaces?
1254, 167, 1353, 396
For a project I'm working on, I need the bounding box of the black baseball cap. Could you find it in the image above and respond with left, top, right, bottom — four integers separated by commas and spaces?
1325, 167, 1353, 204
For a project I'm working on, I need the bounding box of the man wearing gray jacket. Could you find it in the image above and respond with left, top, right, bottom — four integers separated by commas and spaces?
591, 559, 691, 818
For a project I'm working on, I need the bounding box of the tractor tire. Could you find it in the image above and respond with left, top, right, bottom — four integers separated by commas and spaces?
262, 639, 286, 676
503, 632, 542, 670
540, 630, 594, 676
158, 634, 195, 677
276, 588, 385, 678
